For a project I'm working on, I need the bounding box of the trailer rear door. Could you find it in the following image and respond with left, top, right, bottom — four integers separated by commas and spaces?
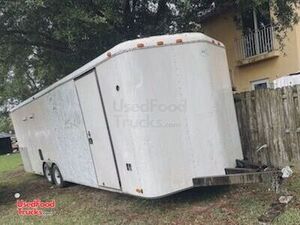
75, 71, 121, 190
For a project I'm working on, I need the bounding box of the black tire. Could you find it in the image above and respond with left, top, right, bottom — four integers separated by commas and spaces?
51, 164, 67, 188
43, 163, 54, 184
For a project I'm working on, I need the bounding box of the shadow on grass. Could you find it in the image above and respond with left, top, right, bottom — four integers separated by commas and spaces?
0, 172, 49, 205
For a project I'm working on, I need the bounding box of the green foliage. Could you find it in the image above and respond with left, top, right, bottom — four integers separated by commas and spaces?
0, 115, 13, 133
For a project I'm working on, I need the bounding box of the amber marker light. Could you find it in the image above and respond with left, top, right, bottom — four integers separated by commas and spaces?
157, 41, 164, 46
137, 43, 144, 48
136, 188, 144, 194
176, 38, 183, 44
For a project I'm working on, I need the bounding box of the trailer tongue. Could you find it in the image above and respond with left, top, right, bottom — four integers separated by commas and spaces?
193, 160, 282, 187
193, 170, 281, 187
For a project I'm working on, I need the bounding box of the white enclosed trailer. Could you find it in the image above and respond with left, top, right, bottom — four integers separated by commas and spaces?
10, 33, 245, 198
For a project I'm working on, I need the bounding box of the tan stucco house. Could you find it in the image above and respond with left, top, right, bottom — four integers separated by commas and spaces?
201, 4, 300, 92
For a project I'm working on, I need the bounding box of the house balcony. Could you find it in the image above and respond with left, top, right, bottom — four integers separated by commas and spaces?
235, 26, 280, 66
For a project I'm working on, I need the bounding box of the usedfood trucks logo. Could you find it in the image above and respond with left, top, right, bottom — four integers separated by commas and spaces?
15, 193, 55, 216
113, 99, 187, 128
114, 99, 187, 113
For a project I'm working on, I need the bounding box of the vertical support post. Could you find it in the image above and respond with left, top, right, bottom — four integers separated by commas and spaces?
253, 8, 260, 55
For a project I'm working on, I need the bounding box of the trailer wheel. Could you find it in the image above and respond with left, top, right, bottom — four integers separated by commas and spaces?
43, 163, 54, 184
52, 164, 66, 188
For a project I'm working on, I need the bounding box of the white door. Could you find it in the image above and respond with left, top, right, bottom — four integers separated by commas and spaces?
75, 71, 121, 190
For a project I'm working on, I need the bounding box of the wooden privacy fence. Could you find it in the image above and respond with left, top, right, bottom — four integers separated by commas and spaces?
234, 85, 300, 168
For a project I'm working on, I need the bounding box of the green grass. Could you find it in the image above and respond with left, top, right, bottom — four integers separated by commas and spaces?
274, 208, 300, 225
0, 152, 22, 173
0, 154, 300, 224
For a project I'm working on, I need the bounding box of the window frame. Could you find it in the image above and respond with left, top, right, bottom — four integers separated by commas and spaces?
251, 78, 270, 90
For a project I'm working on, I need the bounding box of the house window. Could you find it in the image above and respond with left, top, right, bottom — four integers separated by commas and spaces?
251, 78, 269, 90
